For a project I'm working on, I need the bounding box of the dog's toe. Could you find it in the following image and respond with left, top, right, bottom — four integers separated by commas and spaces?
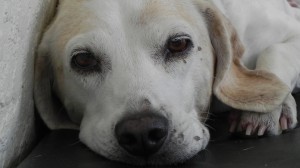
281, 95, 298, 130
238, 110, 281, 136
228, 111, 240, 133
228, 94, 297, 136
280, 115, 288, 130
257, 125, 267, 136
245, 124, 254, 136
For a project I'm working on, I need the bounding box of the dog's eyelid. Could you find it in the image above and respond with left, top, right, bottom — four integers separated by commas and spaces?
71, 48, 94, 57
168, 33, 192, 40
71, 50, 91, 57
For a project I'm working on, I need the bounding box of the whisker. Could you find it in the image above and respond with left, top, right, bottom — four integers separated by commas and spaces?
68, 141, 81, 146
204, 124, 216, 131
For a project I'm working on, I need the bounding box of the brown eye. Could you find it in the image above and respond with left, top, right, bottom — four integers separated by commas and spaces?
71, 50, 100, 72
167, 36, 191, 53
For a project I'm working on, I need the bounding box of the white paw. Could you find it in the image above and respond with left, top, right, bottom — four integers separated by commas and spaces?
229, 94, 297, 136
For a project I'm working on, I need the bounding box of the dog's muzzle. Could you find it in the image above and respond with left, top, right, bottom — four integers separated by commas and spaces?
115, 112, 169, 157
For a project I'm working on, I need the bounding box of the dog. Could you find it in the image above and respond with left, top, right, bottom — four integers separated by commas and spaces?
34, 0, 300, 165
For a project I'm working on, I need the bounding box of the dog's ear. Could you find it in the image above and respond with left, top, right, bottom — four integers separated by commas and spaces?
34, 43, 79, 130
34, 0, 78, 130
195, 0, 290, 112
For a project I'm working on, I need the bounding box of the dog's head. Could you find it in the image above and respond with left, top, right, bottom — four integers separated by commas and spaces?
34, 0, 289, 165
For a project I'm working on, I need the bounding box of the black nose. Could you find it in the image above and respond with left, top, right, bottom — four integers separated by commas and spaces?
115, 113, 169, 157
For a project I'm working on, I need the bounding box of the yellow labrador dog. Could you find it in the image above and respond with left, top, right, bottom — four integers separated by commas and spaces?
34, 0, 300, 165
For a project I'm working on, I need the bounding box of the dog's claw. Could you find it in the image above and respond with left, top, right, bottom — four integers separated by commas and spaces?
229, 121, 237, 133
229, 111, 240, 133
258, 125, 267, 136
245, 125, 253, 136
280, 116, 288, 130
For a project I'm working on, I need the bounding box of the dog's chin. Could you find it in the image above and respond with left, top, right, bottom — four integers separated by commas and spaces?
114, 152, 198, 166
79, 114, 210, 166
80, 131, 210, 166
99, 145, 207, 166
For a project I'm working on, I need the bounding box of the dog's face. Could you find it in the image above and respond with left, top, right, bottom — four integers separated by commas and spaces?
35, 0, 290, 165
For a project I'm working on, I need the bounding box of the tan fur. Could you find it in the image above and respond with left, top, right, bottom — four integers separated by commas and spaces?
52, 1, 93, 54
33, 0, 93, 129
140, 1, 194, 26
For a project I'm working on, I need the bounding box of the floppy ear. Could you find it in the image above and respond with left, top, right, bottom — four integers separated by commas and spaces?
34, 0, 78, 130
34, 41, 79, 130
195, 0, 290, 112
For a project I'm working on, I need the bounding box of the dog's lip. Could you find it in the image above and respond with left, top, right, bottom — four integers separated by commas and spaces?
116, 148, 200, 166
114, 113, 210, 164
116, 133, 207, 166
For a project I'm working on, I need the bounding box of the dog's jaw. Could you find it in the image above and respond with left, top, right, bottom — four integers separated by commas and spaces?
79, 109, 210, 165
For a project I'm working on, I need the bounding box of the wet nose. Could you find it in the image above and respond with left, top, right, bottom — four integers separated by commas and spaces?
115, 113, 169, 157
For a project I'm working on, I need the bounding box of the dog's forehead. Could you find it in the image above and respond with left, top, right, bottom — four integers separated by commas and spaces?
59, 0, 196, 28
50, 0, 206, 69
52, 0, 200, 58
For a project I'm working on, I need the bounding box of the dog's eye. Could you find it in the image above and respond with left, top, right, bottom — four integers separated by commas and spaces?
71, 50, 100, 73
167, 36, 192, 54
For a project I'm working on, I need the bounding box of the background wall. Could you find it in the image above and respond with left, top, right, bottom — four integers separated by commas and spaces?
0, 0, 57, 167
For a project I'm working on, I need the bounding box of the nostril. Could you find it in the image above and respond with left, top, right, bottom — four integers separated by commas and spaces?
119, 133, 136, 146
148, 128, 167, 142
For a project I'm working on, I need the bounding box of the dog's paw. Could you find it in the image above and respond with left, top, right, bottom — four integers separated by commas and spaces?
229, 94, 297, 136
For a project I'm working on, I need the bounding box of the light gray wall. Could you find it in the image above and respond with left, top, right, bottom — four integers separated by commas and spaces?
0, 0, 57, 167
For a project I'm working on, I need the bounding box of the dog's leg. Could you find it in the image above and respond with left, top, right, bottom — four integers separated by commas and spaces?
230, 35, 300, 136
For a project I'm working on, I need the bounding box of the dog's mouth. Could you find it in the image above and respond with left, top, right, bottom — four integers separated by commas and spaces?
114, 127, 210, 166
79, 106, 210, 166
80, 122, 209, 166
